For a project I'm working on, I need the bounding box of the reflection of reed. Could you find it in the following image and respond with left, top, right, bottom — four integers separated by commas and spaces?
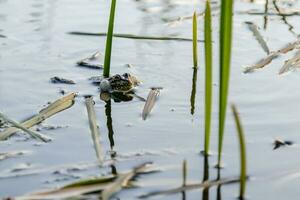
104, 99, 118, 175
216, 168, 222, 200
264, 0, 269, 29
182, 160, 187, 200
105, 99, 115, 150
273, 0, 297, 36
190, 67, 198, 115
202, 156, 209, 200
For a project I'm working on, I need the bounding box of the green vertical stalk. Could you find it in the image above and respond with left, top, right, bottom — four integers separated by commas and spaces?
231, 104, 247, 199
217, 0, 234, 167
103, 0, 117, 78
204, 0, 212, 156
193, 12, 198, 68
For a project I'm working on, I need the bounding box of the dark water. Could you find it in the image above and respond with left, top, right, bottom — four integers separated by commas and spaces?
1, 0, 300, 199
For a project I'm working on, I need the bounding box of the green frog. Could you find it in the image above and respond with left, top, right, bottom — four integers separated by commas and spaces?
100, 73, 140, 93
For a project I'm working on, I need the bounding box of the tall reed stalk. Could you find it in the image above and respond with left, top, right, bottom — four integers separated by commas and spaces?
193, 12, 198, 68
204, 0, 213, 156
231, 104, 247, 199
217, 0, 234, 167
103, 0, 117, 78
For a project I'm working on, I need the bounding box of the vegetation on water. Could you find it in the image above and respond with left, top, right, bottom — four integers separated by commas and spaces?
218, 0, 234, 168
6, 0, 300, 199
203, 0, 213, 156
193, 11, 198, 68
103, 0, 117, 78
231, 104, 247, 199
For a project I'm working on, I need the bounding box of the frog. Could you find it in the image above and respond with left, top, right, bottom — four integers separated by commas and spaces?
99, 73, 143, 102
99, 73, 140, 93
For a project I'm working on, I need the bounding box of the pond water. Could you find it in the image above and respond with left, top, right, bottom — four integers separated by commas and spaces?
1, 0, 300, 199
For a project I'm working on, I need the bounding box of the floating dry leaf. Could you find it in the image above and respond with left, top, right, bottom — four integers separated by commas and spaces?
101, 163, 151, 200
142, 89, 160, 120
77, 51, 103, 69
0, 93, 76, 140
245, 21, 270, 54
85, 96, 104, 165
16, 162, 153, 200
0, 150, 29, 161
0, 112, 51, 142
50, 76, 76, 84
278, 50, 300, 75
244, 39, 300, 73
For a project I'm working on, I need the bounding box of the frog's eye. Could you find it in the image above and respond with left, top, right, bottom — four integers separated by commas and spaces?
114, 75, 121, 80
123, 73, 129, 78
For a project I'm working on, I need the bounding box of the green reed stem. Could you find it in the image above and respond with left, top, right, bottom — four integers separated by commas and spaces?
204, 0, 213, 156
103, 0, 117, 78
231, 104, 247, 199
193, 12, 198, 68
217, 0, 234, 167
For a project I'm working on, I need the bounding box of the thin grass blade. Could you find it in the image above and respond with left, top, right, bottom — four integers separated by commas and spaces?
193, 12, 198, 68
69, 32, 204, 42
231, 104, 247, 199
103, 0, 117, 78
204, 0, 213, 156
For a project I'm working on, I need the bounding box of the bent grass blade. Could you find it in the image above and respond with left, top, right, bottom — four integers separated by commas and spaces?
0, 112, 51, 142
0, 93, 76, 141
231, 104, 247, 199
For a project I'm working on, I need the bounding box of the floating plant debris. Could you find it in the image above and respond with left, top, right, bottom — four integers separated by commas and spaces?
273, 139, 293, 150
16, 162, 153, 200
69, 32, 204, 42
0, 93, 76, 140
50, 76, 76, 84
85, 96, 104, 165
278, 50, 300, 75
0, 150, 29, 161
0, 112, 51, 142
244, 39, 300, 73
238, 9, 300, 16
165, 5, 220, 27
77, 51, 103, 70
142, 89, 160, 120
245, 21, 270, 54
139, 177, 241, 198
